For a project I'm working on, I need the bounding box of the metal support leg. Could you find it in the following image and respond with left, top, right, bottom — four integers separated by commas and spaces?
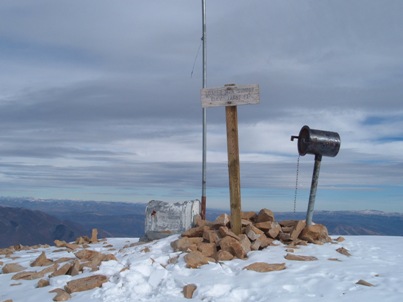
306, 154, 322, 225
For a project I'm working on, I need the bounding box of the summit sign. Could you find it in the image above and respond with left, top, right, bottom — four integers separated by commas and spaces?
201, 84, 260, 108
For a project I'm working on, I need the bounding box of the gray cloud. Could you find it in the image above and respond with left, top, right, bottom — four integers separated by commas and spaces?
0, 0, 402, 212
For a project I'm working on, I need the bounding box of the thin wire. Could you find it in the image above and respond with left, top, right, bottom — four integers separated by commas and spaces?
293, 155, 301, 213
191, 38, 203, 78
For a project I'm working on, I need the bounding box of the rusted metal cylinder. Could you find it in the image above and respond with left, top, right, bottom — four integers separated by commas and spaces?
291, 125, 341, 157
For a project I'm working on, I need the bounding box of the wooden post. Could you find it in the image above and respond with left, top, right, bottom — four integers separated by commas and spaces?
225, 106, 242, 235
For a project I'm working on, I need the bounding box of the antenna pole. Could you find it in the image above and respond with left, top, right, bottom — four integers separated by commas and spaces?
201, 0, 207, 219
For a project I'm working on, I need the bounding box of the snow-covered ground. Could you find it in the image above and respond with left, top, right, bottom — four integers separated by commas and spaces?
1, 235, 402, 302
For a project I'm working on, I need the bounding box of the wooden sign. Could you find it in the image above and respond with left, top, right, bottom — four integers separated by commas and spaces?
201, 84, 260, 108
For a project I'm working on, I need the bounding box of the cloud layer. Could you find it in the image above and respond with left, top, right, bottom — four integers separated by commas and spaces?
0, 0, 402, 212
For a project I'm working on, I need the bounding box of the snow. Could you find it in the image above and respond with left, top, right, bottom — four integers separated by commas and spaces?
1, 235, 403, 302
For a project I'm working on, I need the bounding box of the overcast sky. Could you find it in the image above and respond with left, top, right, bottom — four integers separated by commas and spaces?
0, 0, 402, 213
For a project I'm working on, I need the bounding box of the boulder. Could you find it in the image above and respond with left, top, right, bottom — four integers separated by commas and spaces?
31, 251, 53, 267
214, 213, 230, 226
64, 275, 108, 293
299, 224, 331, 244
37, 279, 50, 288
171, 237, 203, 252
183, 284, 197, 299
215, 250, 234, 261
336, 247, 351, 257
219, 236, 247, 259
184, 251, 209, 268
284, 253, 318, 261
197, 242, 216, 258
90, 228, 98, 243
245, 224, 264, 241
256, 209, 275, 223
243, 262, 286, 272
2, 263, 25, 274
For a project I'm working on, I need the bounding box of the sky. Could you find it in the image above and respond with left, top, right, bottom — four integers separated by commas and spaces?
0, 0, 402, 213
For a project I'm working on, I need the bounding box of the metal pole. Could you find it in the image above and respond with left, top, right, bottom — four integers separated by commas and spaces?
306, 154, 322, 225
201, 0, 207, 219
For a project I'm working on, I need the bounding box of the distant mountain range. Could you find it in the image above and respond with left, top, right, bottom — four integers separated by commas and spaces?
0, 197, 402, 248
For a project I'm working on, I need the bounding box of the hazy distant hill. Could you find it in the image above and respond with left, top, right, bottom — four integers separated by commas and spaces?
0, 206, 89, 248
0, 197, 402, 248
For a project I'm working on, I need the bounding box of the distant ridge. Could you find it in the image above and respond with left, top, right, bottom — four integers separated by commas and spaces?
0, 197, 402, 248
0, 206, 89, 248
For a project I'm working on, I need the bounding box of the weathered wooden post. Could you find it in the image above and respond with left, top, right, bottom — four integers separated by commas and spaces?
201, 84, 260, 234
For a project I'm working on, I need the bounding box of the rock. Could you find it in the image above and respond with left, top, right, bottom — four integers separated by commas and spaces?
90, 228, 98, 243
51, 262, 72, 277
239, 234, 251, 255
336, 247, 351, 257
183, 284, 197, 299
184, 251, 209, 268
243, 262, 286, 272
218, 226, 240, 241
219, 236, 247, 259
2, 263, 25, 274
65, 243, 80, 250
182, 226, 205, 238
356, 279, 374, 287
67, 260, 81, 276
245, 224, 264, 241
216, 250, 234, 261
50, 289, 71, 301
197, 242, 216, 258
64, 275, 108, 293
31, 251, 53, 267
299, 224, 331, 244
37, 279, 50, 288
203, 229, 220, 245
335, 236, 345, 242
284, 253, 318, 261
290, 220, 306, 241
253, 234, 273, 250
254, 221, 272, 231
256, 209, 275, 223
74, 250, 103, 262
54, 240, 67, 248
171, 237, 203, 252
241, 211, 257, 221
267, 222, 282, 239
214, 214, 230, 226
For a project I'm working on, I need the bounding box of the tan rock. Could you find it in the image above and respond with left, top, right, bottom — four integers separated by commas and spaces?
171, 237, 203, 252
253, 234, 273, 250
90, 228, 98, 243
31, 251, 53, 267
254, 221, 272, 231
267, 222, 282, 239
50, 288, 71, 301
279, 220, 298, 227
290, 220, 306, 241
256, 209, 275, 223
2, 263, 25, 274
284, 253, 318, 261
197, 242, 216, 258
182, 226, 205, 238
245, 224, 264, 241
219, 236, 247, 259
74, 249, 103, 261
65, 243, 79, 250
218, 226, 240, 241
65, 275, 108, 293
37, 279, 50, 288
203, 229, 220, 245
183, 284, 197, 299
67, 260, 81, 276
214, 213, 230, 226
336, 247, 351, 257
335, 236, 345, 242
356, 279, 374, 287
215, 250, 234, 261
241, 211, 257, 221
51, 263, 72, 277
241, 219, 253, 226
299, 224, 331, 244
184, 251, 209, 268
243, 262, 286, 272
54, 240, 67, 248
239, 234, 251, 255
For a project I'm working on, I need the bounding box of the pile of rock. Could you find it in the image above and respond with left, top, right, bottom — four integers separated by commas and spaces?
1, 229, 113, 301
171, 208, 332, 268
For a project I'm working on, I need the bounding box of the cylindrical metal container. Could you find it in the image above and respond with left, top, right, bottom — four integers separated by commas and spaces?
291, 125, 341, 157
